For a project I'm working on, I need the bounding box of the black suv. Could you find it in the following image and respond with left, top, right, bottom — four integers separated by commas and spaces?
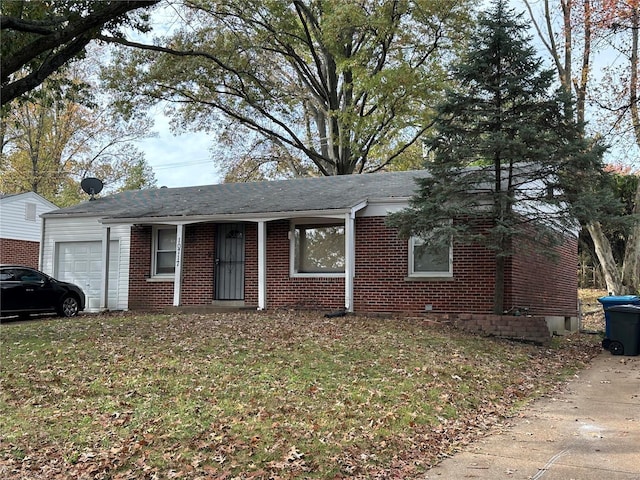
0, 265, 86, 318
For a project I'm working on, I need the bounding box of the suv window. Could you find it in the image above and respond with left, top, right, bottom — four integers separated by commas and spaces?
15, 269, 46, 282
0, 271, 14, 281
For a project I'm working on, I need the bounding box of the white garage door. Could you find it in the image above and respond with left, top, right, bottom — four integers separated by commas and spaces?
56, 241, 119, 312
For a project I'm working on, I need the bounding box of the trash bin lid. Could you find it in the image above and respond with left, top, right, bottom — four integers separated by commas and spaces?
598, 295, 640, 305
606, 304, 640, 313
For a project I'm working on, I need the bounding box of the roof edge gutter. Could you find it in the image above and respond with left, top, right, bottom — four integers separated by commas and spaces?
350, 199, 368, 217
42, 212, 103, 219
98, 208, 356, 226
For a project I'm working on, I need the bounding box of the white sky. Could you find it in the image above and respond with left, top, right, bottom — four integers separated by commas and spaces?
136, 112, 220, 188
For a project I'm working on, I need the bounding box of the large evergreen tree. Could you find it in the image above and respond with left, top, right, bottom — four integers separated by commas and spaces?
387, 0, 610, 314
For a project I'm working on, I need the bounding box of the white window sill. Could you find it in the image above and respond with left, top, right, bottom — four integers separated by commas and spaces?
145, 276, 175, 283
291, 273, 345, 279
405, 275, 454, 282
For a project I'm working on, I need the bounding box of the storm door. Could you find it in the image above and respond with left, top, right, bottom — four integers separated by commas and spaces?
215, 223, 245, 300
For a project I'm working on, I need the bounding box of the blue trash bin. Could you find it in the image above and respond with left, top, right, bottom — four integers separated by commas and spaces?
597, 295, 640, 349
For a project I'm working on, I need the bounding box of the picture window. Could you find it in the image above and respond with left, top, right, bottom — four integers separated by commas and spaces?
291, 223, 345, 276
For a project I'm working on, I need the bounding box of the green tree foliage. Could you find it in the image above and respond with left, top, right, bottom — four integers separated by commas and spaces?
387, 0, 611, 314
101, 0, 474, 179
0, 0, 159, 106
0, 68, 157, 207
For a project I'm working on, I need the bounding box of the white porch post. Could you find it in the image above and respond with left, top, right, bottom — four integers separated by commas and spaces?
258, 220, 267, 310
173, 224, 185, 306
344, 211, 356, 312
99, 226, 111, 311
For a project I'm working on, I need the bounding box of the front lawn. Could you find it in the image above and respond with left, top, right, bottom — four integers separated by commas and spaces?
0, 311, 601, 479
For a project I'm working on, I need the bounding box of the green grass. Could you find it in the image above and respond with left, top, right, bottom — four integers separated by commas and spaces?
0, 311, 601, 479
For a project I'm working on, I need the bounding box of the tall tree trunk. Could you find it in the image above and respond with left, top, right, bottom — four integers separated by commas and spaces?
587, 221, 623, 294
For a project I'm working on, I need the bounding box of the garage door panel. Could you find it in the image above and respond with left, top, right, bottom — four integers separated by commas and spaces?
56, 241, 119, 311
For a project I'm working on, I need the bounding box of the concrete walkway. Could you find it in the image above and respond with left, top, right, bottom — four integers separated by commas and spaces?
425, 352, 640, 479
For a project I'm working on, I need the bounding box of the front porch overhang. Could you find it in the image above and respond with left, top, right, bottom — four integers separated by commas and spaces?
96, 202, 368, 312
98, 206, 361, 226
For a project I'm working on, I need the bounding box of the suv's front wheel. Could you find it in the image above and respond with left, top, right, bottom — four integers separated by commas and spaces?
58, 296, 79, 317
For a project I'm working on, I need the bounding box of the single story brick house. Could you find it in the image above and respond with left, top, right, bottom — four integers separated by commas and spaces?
40, 171, 579, 332
0, 192, 58, 268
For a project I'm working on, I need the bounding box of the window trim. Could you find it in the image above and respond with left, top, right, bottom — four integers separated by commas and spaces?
408, 235, 453, 278
290, 220, 346, 278
151, 225, 177, 278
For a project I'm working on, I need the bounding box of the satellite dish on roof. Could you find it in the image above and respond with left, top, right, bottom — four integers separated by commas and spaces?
80, 177, 104, 200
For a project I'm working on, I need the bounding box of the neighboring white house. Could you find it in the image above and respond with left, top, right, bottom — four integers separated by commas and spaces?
0, 192, 58, 269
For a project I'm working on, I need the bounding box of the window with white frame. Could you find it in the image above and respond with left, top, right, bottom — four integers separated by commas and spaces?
153, 226, 177, 276
409, 235, 452, 277
291, 222, 345, 276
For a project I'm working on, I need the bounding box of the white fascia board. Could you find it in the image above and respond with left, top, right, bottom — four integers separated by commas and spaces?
350, 200, 368, 216
367, 196, 412, 204
360, 197, 411, 216
42, 212, 104, 219
98, 208, 357, 226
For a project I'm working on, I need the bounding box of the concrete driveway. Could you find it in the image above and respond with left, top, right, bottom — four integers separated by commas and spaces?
425, 352, 640, 479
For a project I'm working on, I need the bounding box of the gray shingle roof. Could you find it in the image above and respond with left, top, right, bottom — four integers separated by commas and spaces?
0, 193, 21, 200
44, 170, 428, 222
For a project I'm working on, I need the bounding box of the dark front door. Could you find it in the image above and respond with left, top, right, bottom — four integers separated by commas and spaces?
215, 223, 245, 300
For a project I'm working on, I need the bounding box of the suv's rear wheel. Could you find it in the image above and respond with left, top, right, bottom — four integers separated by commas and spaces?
58, 296, 79, 317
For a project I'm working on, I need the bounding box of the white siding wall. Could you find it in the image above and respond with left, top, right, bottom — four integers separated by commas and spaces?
359, 200, 408, 218
0, 193, 57, 242
41, 216, 131, 311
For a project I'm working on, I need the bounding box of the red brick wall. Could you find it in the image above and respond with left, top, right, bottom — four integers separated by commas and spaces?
265, 221, 344, 310
450, 313, 551, 345
128, 226, 173, 310
181, 224, 215, 306
507, 230, 578, 317
129, 223, 258, 310
0, 238, 40, 269
353, 217, 496, 314
127, 218, 578, 318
